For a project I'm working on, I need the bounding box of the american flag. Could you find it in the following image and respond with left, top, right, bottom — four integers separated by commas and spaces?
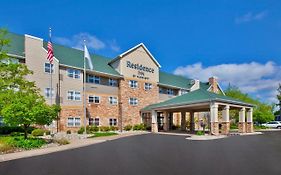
47, 40, 54, 64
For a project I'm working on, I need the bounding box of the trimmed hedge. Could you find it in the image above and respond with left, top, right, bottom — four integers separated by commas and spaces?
0, 126, 35, 135
124, 125, 132, 131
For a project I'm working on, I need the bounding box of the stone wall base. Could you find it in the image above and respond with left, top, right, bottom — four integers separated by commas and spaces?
238, 122, 246, 133
151, 123, 158, 133
246, 122, 254, 133
221, 122, 230, 135
210, 122, 219, 135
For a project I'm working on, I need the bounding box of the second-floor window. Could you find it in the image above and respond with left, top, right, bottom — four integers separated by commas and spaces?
44, 63, 54, 73
89, 95, 100, 104
144, 83, 152, 90
109, 96, 118, 105
67, 69, 80, 79
45, 88, 54, 98
67, 91, 81, 101
129, 80, 138, 88
109, 78, 117, 86
129, 97, 138, 106
88, 75, 100, 84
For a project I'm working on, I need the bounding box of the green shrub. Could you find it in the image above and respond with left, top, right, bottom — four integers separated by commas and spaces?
66, 130, 71, 134
196, 131, 204, 136
31, 129, 46, 137
55, 138, 70, 145
230, 123, 238, 129
77, 127, 85, 134
145, 125, 151, 131
124, 125, 132, 131
45, 130, 51, 135
7, 137, 46, 149
133, 124, 146, 131
99, 126, 110, 132
0, 126, 35, 135
0, 143, 14, 153
10, 132, 24, 137
110, 126, 118, 131
87, 125, 99, 133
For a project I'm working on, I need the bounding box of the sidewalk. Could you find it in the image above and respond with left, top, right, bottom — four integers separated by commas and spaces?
0, 131, 148, 163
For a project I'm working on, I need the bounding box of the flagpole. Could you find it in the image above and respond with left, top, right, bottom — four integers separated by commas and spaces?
83, 40, 87, 134
49, 27, 53, 106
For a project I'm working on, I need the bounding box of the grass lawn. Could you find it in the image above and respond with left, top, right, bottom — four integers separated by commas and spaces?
0, 135, 46, 154
89, 132, 118, 138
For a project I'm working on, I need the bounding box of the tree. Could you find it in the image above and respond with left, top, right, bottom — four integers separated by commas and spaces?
0, 28, 60, 139
277, 83, 281, 116
225, 84, 274, 124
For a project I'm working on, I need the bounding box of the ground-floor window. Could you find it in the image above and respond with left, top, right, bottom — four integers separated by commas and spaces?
45, 88, 54, 98
67, 117, 81, 127
129, 97, 138, 105
89, 117, 100, 126
109, 118, 117, 126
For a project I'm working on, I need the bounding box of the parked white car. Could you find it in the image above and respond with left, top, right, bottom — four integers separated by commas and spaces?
262, 121, 281, 129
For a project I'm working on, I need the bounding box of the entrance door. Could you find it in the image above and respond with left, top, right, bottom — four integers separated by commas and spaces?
157, 112, 164, 130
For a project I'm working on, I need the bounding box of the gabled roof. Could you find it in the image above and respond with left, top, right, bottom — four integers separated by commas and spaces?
2, 32, 25, 57
159, 71, 194, 89
142, 88, 254, 111
42, 42, 122, 77
109, 43, 161, 68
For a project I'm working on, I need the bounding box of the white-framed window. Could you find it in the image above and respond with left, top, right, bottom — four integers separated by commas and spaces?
109, 96, 118, 105
67, 69, 80, 79
67, 91, 81, 101
89, 95, 100, 104
129, 97, 138, 106
167, 89, 174, 95
67, 117, 81, 127
159, 87, 164, 94
180, 89, 188, 95
144, 83, 152, 90
44, 63, 54, 73
89, 118, 100, 126
88, 75, 100, 84
109, 118, 117, 126
109, 78, 117, 86
45, 88, 54, 98
129, 80, 138, 88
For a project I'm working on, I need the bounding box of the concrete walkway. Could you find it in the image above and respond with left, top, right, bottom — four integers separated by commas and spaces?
0, 131, 148, 163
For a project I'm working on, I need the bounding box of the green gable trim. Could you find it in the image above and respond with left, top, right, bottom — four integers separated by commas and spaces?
159, 71, 194, 89
3, 32, 25, 57
43, 42, 121, 77
142, 89, 254, 111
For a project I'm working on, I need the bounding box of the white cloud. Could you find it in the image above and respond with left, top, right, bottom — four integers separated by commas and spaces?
235, 11, 267, 24
174, 61, 281, 103
53, 33, 120, 52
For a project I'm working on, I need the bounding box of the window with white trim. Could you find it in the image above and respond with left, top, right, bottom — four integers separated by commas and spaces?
144, 83, 152, 90
67, 117, 80, 127
67, 69, 80, 79
67, 91, 81, 101
88, 75, 100, 84
109, 78, 117, 86
109, 96, 118, 105
129, 97, 138, 106
129, 80, 138, 88
44, 63, 54, 73
159, 87, 165, 94
45, 88, 54, 98
109, 118, 117, 126
89, 95, 100, 104
89, 118, 100, 126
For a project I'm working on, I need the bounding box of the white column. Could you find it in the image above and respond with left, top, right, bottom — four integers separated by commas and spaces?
239, 107, 245, 122
210, 103, 218, 122
246, 108, 253, 123
222, 105, 230, 122
151, 110, 158, 133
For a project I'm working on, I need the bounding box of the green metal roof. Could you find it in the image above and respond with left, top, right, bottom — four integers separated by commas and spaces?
142, 88, 253, 111
159, 71, 194, 89
43, 42, 121, 77
2, 32, 25, 57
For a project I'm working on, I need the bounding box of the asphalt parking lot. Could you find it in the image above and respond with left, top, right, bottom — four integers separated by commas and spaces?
1, 131, 281, 175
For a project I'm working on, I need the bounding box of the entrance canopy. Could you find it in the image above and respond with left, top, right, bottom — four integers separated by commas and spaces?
142, 89, 254, 112
142, 89, 254, 135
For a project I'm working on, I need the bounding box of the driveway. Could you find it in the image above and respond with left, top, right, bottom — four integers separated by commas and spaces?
1, 131, 281, 175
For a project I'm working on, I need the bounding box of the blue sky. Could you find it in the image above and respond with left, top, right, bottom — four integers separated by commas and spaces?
1, 0, 281, 104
